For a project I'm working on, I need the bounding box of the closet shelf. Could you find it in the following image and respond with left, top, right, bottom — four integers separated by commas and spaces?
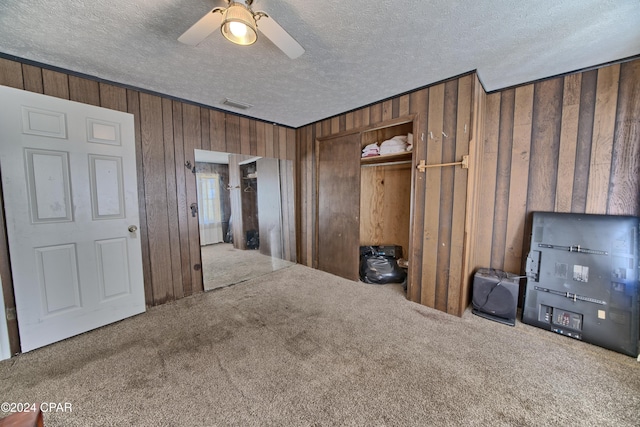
360, 151, 412, 165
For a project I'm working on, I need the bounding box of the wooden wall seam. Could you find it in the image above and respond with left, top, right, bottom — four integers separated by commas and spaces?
608, 60, 640, 216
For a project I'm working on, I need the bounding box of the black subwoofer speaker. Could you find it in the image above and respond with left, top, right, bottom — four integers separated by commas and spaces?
472, 268, 521, 326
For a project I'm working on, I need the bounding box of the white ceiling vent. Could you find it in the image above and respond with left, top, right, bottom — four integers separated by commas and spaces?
222, 98, 253, 110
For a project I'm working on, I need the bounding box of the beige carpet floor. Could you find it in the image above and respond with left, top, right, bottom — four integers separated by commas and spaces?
1, 264, 638, 426
201, 243, 294, 291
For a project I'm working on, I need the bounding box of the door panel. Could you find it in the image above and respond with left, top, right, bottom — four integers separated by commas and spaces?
89, 154, 125, 219
317, 133, 361, 281
0, 85, 145, 353
25, 149, 73, 223
21, 106, 67, 139
95, 238, 131, 300
35, 244, 81, 315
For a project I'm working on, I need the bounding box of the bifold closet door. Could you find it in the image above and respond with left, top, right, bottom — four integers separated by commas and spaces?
316, 133, 361, 280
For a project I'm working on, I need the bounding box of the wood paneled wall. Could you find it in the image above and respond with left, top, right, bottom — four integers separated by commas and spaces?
0, 57, 296, 354
472, 59, 640, 281
298, 58, 640, 316
360, 163, 412, 254
297, 73, 479, 315
2, 54, 638, 351
297, 89, 426, 268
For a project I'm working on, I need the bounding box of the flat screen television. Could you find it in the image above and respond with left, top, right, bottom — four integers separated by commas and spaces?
522, 212, 639, 357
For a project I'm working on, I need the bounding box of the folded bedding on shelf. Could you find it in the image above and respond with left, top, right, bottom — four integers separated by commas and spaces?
379, 135, 408, 155
362, 142, 380, 158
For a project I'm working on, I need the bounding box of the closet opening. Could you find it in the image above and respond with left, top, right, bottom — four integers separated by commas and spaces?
315, 115, 416, 287
359, 121, 414, 286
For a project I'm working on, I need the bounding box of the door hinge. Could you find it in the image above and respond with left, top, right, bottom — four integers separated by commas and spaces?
6, 307, 16, 321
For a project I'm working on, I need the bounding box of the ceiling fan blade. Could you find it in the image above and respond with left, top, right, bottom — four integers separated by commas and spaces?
178, 8, 223, 46
257, 15, 305, 59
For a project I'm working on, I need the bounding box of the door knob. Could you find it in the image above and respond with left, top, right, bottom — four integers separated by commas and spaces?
128, 225, 138, 232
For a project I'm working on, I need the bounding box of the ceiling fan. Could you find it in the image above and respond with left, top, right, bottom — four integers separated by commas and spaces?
178, 0, 305, 59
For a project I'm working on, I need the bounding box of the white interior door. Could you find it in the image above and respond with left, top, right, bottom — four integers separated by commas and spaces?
0, 85, 145, 353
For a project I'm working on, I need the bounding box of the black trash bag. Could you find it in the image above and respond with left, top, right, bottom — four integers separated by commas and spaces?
359, 247, 406, 284
226, 218, 234, 243
246, 229, 259, 249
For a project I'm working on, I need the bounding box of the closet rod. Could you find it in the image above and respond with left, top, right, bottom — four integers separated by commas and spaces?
416, 155, 469, 172
361, 160, 412, 168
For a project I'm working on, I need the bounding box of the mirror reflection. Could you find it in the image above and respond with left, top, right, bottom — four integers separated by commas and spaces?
194, 149, 296, 291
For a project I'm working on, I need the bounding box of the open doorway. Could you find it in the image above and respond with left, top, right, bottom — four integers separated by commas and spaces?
194, 150, 296, 291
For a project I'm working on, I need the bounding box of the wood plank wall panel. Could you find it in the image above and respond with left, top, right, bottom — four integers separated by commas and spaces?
586, 64, 620, 214
473, 93, 500, 270
448, 75, 472, 314
265, 124, 275, 158
162, 98, 184, 300
609, 60, 640, 216
0, 58, 297, 351
240, 117, 251, 155
140, 93, 174, 304
572, 70, 597, 212
287, 128, 296, 162
172, 101, 192, 299
359, 164, 412, 254
555, 74, 581, 212
127, 90, 153, 305
22, 65, 43, 93
298, 75, 476, 315
503, 85, 533, 275
528, 79, 563, 217
69, 75, 100, 106
407, 89, 429, 303
200, 108, 211, 152
0, 58, 23, 88
471, 58, 640, 287
421, 83, 445, 308
42, 69, 70, 99
255, 121, 266, 157
296, 124, 316, 267
99, 83, 128, 112
210, 110, 226, 153
435, 81, 458, 311
490, 89, 514, 270
459, 75, 486, 315
182, 104, 204, 295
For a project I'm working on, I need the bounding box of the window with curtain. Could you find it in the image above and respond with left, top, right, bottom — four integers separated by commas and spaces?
196, 172, 224, 245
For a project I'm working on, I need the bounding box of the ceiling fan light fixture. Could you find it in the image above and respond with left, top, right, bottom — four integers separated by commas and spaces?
221, 2, 257, 46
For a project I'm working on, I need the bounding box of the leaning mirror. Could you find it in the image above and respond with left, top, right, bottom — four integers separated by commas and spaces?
194, 149, 296, 291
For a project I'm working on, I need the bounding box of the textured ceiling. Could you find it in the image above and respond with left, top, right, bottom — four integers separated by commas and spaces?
1, 0, 639, 128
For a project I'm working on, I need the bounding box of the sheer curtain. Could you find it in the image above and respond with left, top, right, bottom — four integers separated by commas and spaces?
196, 172, 224, 245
